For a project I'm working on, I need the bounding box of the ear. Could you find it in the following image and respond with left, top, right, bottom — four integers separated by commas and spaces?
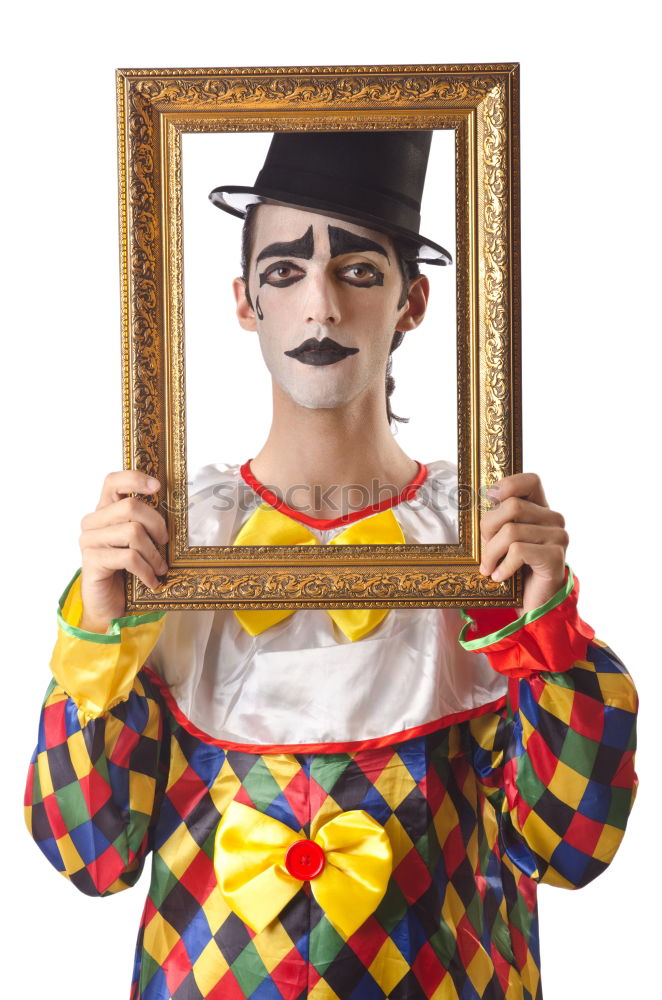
396, 274, 430, 332
233, 277, 257, 331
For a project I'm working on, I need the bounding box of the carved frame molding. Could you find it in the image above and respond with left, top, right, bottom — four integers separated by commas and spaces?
116, 65, 521, 610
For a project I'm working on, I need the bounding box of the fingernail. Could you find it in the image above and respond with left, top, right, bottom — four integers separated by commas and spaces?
487, 485, 501, 500
159, 560, 168, 573
147, 477, 160, 491
479, 564, 487, 575
492, 569, 502, 581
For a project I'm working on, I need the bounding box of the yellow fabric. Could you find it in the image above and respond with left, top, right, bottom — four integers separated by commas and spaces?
233, 504, 405, 642
233, 504, 321, 548
50, 574, 166, 720
61, 570, 85, 627
214, 800, 393, 937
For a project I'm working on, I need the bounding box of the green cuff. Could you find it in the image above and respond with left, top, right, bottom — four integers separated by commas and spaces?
459, 566, 574, 651
57, 568, 166, 645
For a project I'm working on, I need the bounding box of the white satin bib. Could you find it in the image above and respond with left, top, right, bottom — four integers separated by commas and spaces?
149, 461, 507, 748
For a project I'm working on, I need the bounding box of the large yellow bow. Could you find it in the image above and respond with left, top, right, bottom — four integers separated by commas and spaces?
214, 800, 393, 938
232, 504, 405, 641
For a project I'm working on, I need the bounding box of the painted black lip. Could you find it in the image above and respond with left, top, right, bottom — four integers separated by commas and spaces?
284, 337, 359, 367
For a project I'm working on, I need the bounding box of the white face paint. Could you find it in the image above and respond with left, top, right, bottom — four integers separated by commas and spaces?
244, 205, 411, 410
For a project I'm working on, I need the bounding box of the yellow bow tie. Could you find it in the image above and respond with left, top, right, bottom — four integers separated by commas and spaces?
232, 504, 405, 641
214, 800, 393, 938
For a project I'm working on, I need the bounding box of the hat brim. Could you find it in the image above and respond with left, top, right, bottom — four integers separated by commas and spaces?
208, 185, 453, 266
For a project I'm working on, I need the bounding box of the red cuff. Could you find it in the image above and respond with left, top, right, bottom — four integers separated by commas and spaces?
462, 571, 595, 678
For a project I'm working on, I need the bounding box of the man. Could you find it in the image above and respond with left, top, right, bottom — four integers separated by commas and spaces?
25, 131, 637, 1000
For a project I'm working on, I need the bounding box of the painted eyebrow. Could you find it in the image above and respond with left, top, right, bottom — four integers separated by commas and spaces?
255, 225, 314, 265
328, 225, 390, 262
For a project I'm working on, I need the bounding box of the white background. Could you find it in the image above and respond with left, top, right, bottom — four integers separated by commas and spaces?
2, 3, 660, 997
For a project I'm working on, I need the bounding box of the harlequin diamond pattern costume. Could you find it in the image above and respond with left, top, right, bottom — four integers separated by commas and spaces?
25, 462, 638, 1000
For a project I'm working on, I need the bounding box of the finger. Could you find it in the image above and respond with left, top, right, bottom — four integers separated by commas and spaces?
480, 524, 569, 576
97, 470, 161, 509
487, 542, 566, 584
83, 546, 164, 592
487, 472, 548, 508
481, 496, 565, 542
80, 522, 168, 578
82, 496, 169, 545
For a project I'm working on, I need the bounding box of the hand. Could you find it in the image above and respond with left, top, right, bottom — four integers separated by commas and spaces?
78, 470, 169, 633
479, 473, 569, 613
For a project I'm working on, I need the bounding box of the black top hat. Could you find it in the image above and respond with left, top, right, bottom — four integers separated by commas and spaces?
209, 131, 452, 266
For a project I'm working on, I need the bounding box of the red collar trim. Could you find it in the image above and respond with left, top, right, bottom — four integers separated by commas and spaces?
239, 459, 428, 530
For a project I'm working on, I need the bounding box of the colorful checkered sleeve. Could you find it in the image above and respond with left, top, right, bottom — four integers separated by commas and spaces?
24, 668, 169, 896
463, 574, 638, 889
24, 570, 169, 896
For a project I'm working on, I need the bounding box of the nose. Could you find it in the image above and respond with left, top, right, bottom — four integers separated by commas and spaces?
304, 269, 341, 326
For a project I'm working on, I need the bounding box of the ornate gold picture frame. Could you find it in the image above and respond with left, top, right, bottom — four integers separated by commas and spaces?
117, 64, 521, 612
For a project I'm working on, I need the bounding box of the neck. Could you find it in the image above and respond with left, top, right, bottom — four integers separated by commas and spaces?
249, 382, 418, 520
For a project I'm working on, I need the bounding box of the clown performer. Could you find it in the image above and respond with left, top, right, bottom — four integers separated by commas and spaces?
25, 132, 638, 1000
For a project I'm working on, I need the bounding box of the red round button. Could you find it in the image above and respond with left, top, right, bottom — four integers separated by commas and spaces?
285, 839, 326, 880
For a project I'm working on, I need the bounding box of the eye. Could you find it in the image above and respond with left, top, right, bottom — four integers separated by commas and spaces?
259, 261, 305, 287
337, 262, 384, 287
272, 265, 294, 279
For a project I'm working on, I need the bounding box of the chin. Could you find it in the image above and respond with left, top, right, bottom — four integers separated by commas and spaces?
290, 390, 354, 410
278, 373, 365, 411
